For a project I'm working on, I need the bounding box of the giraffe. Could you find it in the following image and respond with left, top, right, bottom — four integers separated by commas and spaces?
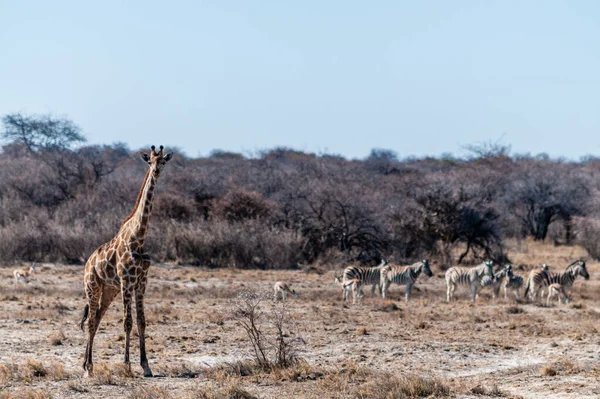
80, 145, 172, 377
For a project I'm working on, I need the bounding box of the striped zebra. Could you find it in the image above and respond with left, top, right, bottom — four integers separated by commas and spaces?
525, 260, 589, 301
522, 264, 552, 301
380, 260, 433, 301
503, 266, 524, 300
445, 261, 495, 303
342, 259, 388, 299
480, 265, 512, 299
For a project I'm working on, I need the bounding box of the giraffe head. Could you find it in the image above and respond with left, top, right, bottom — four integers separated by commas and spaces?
140, 145, 173, 176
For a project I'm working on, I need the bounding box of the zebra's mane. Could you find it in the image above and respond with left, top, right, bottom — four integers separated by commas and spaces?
565, 259, 584, 272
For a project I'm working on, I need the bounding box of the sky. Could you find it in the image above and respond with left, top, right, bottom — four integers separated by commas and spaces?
1, 1, 600, 159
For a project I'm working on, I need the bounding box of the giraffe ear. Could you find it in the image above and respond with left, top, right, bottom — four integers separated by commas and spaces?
140, 153, 151, 163
164, 152, 173, 162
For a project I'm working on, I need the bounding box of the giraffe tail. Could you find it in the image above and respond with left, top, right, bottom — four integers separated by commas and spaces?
80, 304, 89, 331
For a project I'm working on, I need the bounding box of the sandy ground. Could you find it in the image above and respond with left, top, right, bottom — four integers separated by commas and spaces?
1, 241, 599, 399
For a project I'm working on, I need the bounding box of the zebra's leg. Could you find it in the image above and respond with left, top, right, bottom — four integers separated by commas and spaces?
446, 281, 454, 302
371, 283, 376, 298
405, 283, 413, 302
471, 282, 478, 303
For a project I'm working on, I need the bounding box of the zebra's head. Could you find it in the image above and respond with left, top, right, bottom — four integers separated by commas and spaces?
421, 259, 433, 277
503, 264, 514, 279
540, 264, 550, 272
568, 260, 589, 280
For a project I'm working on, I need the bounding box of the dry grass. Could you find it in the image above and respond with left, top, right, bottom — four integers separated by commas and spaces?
1, 240, 600, 397
0, 389, 54, 399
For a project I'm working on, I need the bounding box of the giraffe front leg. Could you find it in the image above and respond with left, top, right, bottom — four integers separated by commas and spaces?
121, 278, 135, 372
135, 275, 153, 377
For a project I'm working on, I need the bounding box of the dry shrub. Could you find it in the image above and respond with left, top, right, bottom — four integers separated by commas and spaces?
129, 386, 174, 399
0, 359, 68, 383
539, 357, 583, 377
375, 300, 399, 312
506, 306, 524, 314
231, 290, 303, 371
48, 331, 65, 346
355, 372, 450, 398
212, 190, 274, 223
186, 383, 258, 399
539, 365, 557, 376
0, 389, 54, 399
90, 363, 128, 385
468, 384, 514, 397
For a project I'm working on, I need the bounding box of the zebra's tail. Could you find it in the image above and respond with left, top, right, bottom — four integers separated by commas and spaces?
80, 304, 89, 331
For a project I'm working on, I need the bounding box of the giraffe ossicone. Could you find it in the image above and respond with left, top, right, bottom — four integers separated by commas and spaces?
81, 145, 173, 378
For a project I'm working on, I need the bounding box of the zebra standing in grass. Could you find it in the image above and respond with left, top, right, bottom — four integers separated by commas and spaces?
544, 260, 589, 298
525, 261, 588, 301
445, 261, 495, 303
480, 264, 512, 300
380, 260, 433, 301
503, 265, 524, 300
342, 259, 388, 299
523, 264, 552, 301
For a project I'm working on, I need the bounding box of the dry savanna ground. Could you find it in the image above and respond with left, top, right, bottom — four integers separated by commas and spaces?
1, 240, 600, 399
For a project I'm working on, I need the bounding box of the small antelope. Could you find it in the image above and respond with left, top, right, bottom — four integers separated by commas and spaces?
335, 276, 363, 304
546, 283, 569, 306
273, 281, 299, 301
13, 265, 37, 283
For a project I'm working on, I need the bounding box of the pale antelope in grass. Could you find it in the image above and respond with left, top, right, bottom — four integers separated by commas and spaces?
342, 259, 388, 299
445, 261, 495, 303
334, 276, 364, 304
546, 283, 570, 306
13, 265, 37, 283
380, 260, 432, 301
273, 281, 299, 301
525, 261, 588, 302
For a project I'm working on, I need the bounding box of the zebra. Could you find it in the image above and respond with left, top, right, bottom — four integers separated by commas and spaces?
273, 281, 300, 301
522, 264, 553, 301
342, 259, 388, 299
445, 260, 495, 303
480, 264, 512, 300
380, 260, 433, 301
334, 276, 364, 304
525, 260, 589, 301
546, 283, 570, 306
503, 266, 524, 300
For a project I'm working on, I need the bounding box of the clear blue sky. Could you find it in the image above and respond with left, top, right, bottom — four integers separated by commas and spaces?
1, 1, 600, 159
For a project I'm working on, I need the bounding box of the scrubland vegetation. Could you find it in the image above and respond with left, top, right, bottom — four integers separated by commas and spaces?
2, 113, 600, 269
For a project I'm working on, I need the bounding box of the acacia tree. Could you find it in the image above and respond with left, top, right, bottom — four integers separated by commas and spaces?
505, 165, 589, 241
2, 113, 86, 152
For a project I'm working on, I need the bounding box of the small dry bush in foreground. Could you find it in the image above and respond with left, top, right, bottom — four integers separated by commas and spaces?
355, 372, 450, 399
539, 357, 583, 377
0, 359, 69, 384
231, 290, 304, 371
129, 386, 174, 399
0, 388, 53, 399
183, 382, 258, 399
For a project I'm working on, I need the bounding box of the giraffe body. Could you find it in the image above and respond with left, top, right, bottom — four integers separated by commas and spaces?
81, 145, 172, 378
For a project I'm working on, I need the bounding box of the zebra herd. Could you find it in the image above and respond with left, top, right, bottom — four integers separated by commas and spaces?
337, 258, 590, 306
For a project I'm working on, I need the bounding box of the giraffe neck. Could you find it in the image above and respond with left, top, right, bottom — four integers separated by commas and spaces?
122, 168, 159, 247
